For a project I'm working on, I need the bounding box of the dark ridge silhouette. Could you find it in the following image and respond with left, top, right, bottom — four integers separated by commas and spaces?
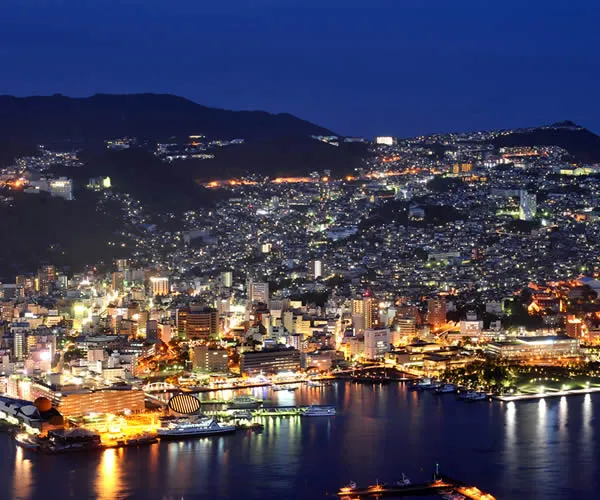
492, 122, 600, 163
0, 93, 335, 143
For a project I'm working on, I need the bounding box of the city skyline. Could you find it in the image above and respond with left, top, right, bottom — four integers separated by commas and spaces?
1, 1, 600, 137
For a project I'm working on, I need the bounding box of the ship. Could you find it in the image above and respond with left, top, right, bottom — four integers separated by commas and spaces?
272, 384, 298, 392
157, 417, 236, 440
15, 433, 40, 452
435, 384, 458, 394
301, 405, 336, 417
228, 395, 261, 409
43, 429, 103, 454
458, 391, 488, 402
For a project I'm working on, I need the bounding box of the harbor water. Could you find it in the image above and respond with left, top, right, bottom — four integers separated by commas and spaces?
1, 381, 598, 499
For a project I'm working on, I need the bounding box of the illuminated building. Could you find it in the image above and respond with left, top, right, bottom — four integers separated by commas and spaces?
363, 328, 390, 360
221, 271, 233, 288
310, 260, 323, 279
486, 335, 580, 360
240, 347, 301, 375
352, 295, 379, 331
427, 296, 447, 330
37, 265, 56, 293
29, 382, 145, 417
192, 345, 229, 373
391, 318, 416, 345
116, 259, 128, 272
452, 162, 472, 174
13, 329, 27, 361
304, 349, 337, 370
111, 271, 124, 293
0, 396, 64, 435
519, 190, 537, 221
48, 178, 73, 200
249, 280, 269, 305
158, 322, 173, 343
375, 136, 396, 146
149, 277, 169, 296
88, 176, 111, 190
566, 317, 583, 339
459, 312, 483, 336
177, 306, 218, 340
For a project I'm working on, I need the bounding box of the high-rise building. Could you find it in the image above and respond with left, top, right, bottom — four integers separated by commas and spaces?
177, 306, 218, 341
364, 328, 390, 360
351, 295, 379, 331
519, 190, 537, 221
249, 280, 269, 305
310, 260, 323, 279
427, 296, 447, 330
222, 271, 233, 288
149, 277, 170, 296
116, 259, 128, 272
192, 345, 229, 373
112, 271, 125, 293
13, 330, 27, 361
37, 265, 56, 293
566, 317, 583, 339
391, 318, 416, 345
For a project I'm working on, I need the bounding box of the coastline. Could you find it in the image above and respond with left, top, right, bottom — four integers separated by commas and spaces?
493, 386, 600, 402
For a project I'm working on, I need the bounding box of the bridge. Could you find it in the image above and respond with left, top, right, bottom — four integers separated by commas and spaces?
142, 382, 179, 393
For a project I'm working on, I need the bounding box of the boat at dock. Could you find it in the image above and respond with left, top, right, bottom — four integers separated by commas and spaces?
231, 410, 253, 419
301, 405, 336, 417
408, 378, 439, 390
157, 417, 236, 440
458, 391, 488, 402
272, 384, 298, 392
43, 429, 103, 454
227, 395, 261, 409
114, 433, 158, 447
306, 380, 328, 387
435, 384, 458, 394
15, 433, 40, 452
337, 472, 496, 499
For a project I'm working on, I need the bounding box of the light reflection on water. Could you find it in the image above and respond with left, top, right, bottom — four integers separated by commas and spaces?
2, 382, 600, 500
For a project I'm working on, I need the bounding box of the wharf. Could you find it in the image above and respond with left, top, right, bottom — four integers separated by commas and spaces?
494, 386, 600, 402
204, 405, 334, 418
337, 475, 495, 499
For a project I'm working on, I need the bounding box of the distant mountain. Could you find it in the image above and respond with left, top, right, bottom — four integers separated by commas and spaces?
0, 93, 334, 144
492, 121, 600, 163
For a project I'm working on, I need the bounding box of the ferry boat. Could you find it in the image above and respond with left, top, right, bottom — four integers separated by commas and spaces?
157, 417, 236, 440
301, 405, 336, 417
228, 395, 261, 409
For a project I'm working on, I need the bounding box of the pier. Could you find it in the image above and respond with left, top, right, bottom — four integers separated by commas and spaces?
337, 474, 496, 499
494, 385, 600, 402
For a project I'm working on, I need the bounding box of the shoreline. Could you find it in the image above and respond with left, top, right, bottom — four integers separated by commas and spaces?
493, 386, 600, 402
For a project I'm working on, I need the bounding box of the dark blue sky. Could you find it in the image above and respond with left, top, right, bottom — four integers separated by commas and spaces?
1, 0, 598, 137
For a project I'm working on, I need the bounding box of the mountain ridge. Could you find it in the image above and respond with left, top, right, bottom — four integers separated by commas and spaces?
0, 93, 335, 143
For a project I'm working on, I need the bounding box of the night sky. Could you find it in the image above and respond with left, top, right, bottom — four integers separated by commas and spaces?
1, 0, 598, 137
